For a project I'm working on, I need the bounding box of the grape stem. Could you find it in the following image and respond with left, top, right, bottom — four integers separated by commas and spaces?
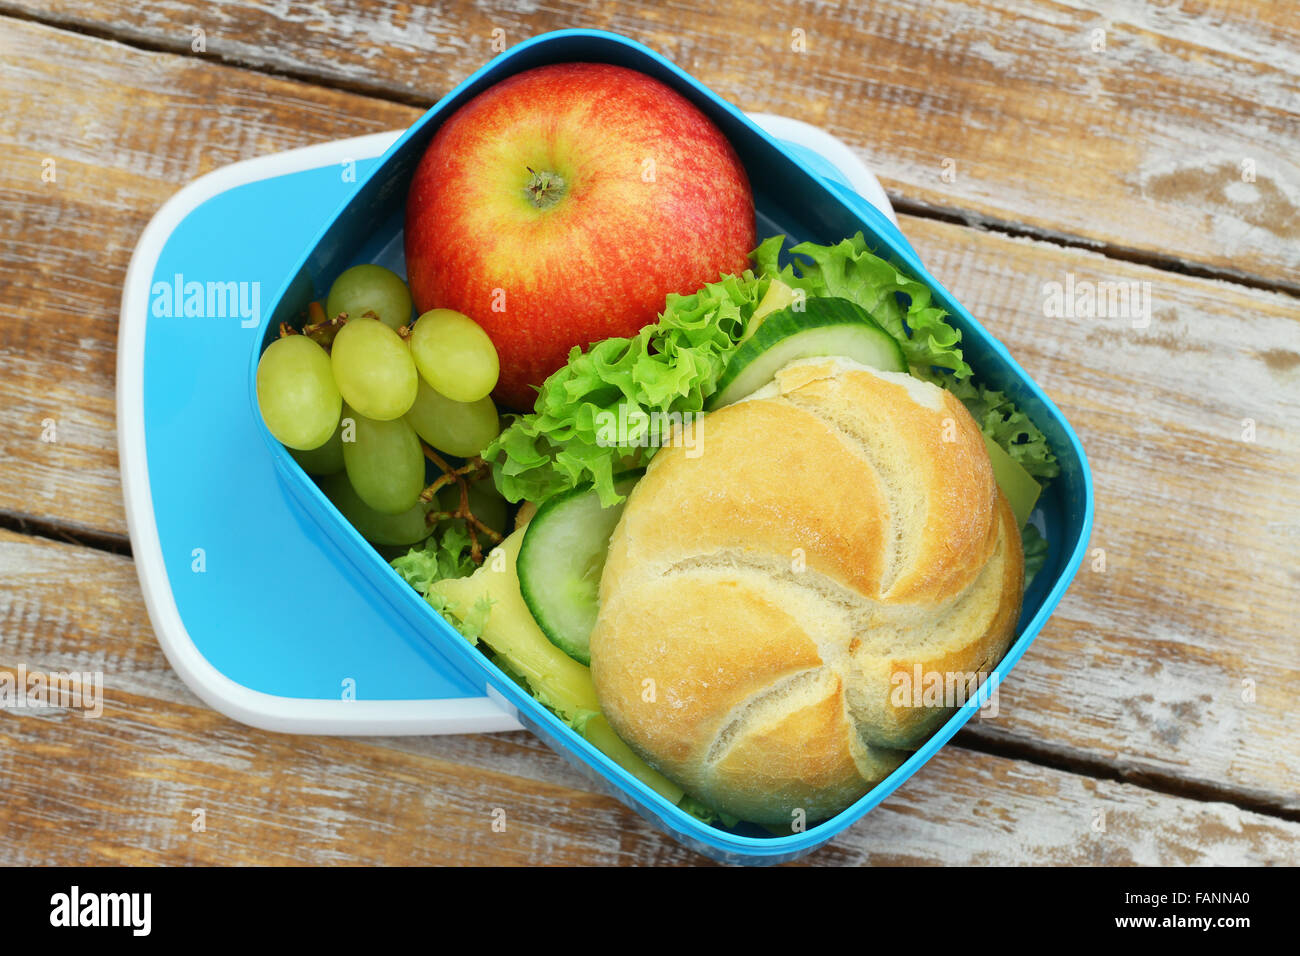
299, 303, 350, 349
419, 446, 503, 564
275, 301, 348, 348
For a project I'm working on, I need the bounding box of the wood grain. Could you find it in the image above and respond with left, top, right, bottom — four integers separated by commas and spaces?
8, 0, 1300, 288
0, 16, 416, 537
1, 529, 1295, 865
915, 227, 1300, 814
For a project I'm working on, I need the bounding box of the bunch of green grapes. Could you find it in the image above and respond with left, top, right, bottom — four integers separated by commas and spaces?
255, 263, 505, 550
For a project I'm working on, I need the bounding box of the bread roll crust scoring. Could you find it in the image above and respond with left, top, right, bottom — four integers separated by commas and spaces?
589, 358, 1024, 825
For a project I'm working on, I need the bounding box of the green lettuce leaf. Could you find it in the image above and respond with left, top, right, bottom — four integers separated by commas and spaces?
1022, 523, 1049, 588
754, 232, 970, 378
424, 591, 496, 646
760, 233, 1057, 484
485, 232, 1058, 510
677, 794, 741, 829
484, 270, 767, 506
923, 371, 1060, 483
390, 522, 477, 597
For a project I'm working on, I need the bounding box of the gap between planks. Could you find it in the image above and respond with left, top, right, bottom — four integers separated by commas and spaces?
891, 196, 1300, 300
954, 729, 1300, 826
0, 509, 132, 557
0, 2, 439, 109
5, 4, 1300, 303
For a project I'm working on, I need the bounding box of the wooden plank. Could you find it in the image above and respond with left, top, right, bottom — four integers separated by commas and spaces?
913, 224, 1300, 813
0, 17, 418, 537
9, 0, 1300, 288
2, 530, 1295, 865
1, 17, 1297, 810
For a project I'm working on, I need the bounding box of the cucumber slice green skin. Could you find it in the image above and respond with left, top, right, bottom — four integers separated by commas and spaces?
711, 295, 1042, 528
707, 296, 907, 410
517, 471, 644, 665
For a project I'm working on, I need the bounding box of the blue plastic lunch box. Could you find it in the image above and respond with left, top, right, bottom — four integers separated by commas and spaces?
249, 29, 1094, 865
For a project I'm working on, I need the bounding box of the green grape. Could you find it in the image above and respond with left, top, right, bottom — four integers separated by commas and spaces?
331, 316, 418, 421
409, 308, 499, 403
340, 405, 425, 514
433, 480, 506, 538
256, 335, 341, 450
290, 419, 345, 475
404, 378, 499, 458
468, 482, 508, 536
317, 471, 432, 547
325, 264, 413, 331
435, 483, 460, 514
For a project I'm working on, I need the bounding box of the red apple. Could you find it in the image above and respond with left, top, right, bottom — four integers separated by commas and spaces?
404, 62, 756, 411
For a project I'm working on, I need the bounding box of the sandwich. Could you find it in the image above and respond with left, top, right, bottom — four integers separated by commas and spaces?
399, 232, 1058, 827
590, 357, 1023, 823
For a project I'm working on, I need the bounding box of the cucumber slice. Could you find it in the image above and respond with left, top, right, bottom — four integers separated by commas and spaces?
982, 432, 1042, 527
707, 296, 906, 409
517, 471, 643, 665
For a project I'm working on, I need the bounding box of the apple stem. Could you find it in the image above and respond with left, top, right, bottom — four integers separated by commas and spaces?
524, 166, 566, 210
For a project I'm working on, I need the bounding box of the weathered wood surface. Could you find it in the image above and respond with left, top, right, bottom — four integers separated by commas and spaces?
0, 16, 416, 540
8, 0, 1300, 289
919, 231, 1300, 815
1, 529, 1295, 865
0, 7, 1296, 863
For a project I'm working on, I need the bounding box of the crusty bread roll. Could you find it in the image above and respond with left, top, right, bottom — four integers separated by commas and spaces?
589, 357, 1023, 825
